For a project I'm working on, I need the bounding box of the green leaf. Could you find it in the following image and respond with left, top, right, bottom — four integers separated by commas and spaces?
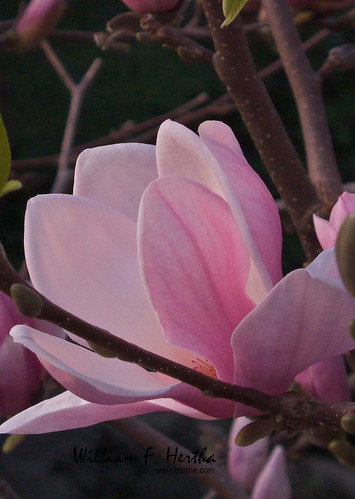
0, 113, 11, 192
0, 179, 22, 198
222, 0, 249, 27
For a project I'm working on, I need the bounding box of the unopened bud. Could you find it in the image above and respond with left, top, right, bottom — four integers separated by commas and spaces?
235, 418, 275, 446
10, 283, 43, 317
11, 0, 67, 50
87, 341, 116, 358
121, 0, 181, 14
350, 319, 355, 340
2, 434, 25, 454
335, 214, 355, 297
341, 413, 355, 434
329, 439, 355, 466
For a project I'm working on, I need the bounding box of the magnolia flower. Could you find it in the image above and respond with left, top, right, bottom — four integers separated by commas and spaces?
0, 120, 354, 434
0, 291, 56, 417
228, 418, 291, 498
8, 0, 67, 50
121, 0, 181, 14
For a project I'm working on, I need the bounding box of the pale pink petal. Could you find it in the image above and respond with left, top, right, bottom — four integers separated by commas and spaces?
24, 194, 194, 365
156, 120, 282, 304
11, 326, 179, 404
252, 446, 291, 499
138, 176, 254, 382
228, 417, 269, 491
296, 355, 350, 402
0, 391, 215, 434
314, 192, 355, 250
73, 143, 157, 221
232, 250, 355, 416
198, 121, 282, 293
313, 213, 337, 250
329, 192, 355, 232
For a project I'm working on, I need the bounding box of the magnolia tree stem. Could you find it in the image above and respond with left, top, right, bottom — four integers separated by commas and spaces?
260, 0, 343, 213
201, 0, 322, 260
0, 244, 352, 434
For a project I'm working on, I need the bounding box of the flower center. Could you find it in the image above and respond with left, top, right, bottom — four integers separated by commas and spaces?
191, 357, 217, 379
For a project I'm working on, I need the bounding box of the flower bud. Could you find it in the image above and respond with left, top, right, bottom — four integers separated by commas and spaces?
341, 413, 355, 434
10, 283, 43, 317
121, 0, 181, 14
335, 214, 355, 297
329, 439, 355, 466
12, 0, 67, 50
235, 418, 275, 446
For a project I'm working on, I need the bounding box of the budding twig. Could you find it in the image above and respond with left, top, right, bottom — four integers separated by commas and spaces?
261, 0, 343, 213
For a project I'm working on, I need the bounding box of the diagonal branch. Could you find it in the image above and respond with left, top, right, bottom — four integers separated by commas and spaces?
261, 0, 343, 214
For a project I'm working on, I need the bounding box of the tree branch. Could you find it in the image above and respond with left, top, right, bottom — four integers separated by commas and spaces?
261, 0, 343, 214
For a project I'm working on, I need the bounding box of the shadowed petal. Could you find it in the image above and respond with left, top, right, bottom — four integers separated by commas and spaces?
232, 251, 355, 416
139, 176, 254, 382
314, 192, 355, 250
228, 417, 269, 491
0, 391, 216, 434
252, 446, 291, 499
295, 356, 350, 402
11, 326, 179, 404
73, 143, 157, 221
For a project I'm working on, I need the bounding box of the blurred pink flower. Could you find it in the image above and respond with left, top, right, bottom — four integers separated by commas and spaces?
121, 0, 180, 14
228, 417, 291, 498
0, 291, 46, 416
0, 120, 354, 434
14, 0, 67, 49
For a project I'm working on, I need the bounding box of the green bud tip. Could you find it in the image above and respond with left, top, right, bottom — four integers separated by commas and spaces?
341, 413, 355, 434
2, 434, 25, 454
335, 214, 355, 297
349, 318, 355, 340
87, 341, 116, 358
329, 439, 355, 466
10, 283, 43, 317
235, 418, 275, 447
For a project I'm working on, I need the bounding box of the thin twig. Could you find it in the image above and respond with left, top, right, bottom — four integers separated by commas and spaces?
111, 418, 248, 499
41, 40, 102, 193
260, 0, 343, 213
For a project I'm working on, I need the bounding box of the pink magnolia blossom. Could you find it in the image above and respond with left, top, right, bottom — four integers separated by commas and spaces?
13, 0, 67, 50
228, 417, 291, 498
121, 0, 181, 14
314, 192, 355, 250
0, 120, 354, 434
0, 291, 51, 416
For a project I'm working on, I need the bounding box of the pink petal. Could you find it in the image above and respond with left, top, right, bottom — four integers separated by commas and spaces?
198, 121, 282, 293
329, 192, 355, 232
314, 192, 355, 250
295, 355, 350, 402
0, 391, 215, 434
24, 194, 193, 364
73, 143, 157, 221
138, 176, 254, 382
232, 250, 355, 416
156, 120, 282, 304
252, 446, 291, 499
11, 326, 179, 404
313, 213, 337, 250
228, 417, 269, 491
